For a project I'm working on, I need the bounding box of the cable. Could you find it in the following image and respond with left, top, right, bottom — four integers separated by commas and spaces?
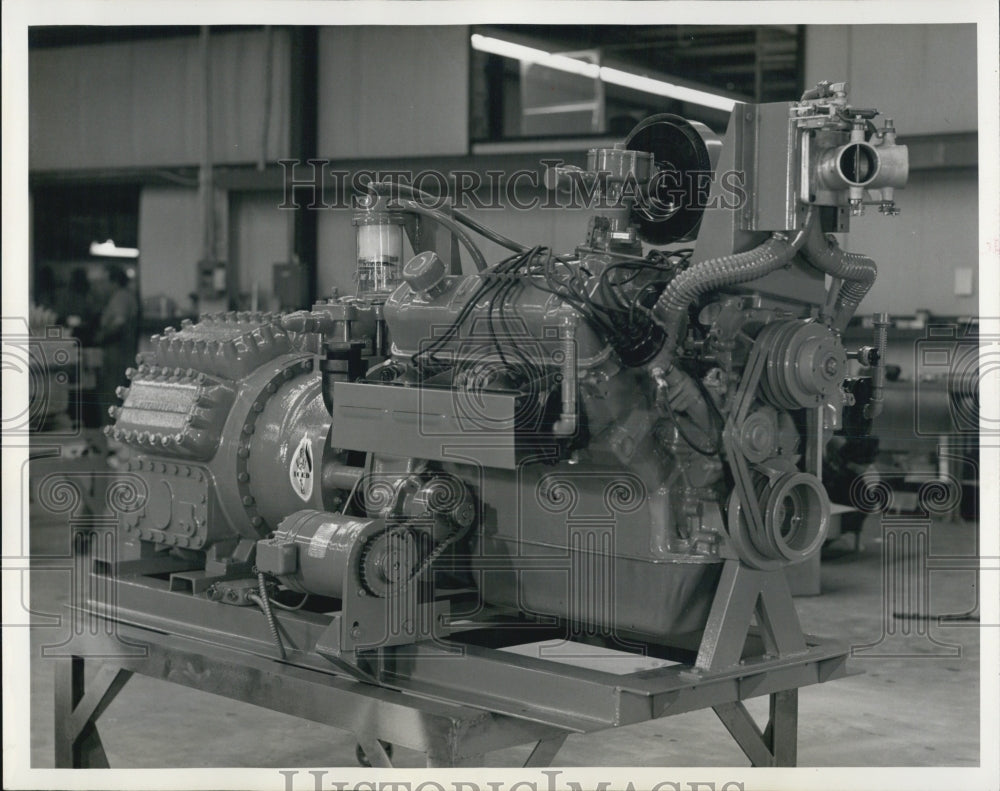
578, 249, 691, 366
392, 199, 490, 272
495, 269, 545, 386
269, 593, 310, 611
366, 182, 529, 254
414, 246, 537, 368
659, 382, 721, 457
486, 250, 533, 368
250, 572, 286, 660
411, 242, 691, 373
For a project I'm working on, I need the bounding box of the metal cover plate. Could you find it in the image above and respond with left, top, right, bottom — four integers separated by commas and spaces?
330, 381, 523, 468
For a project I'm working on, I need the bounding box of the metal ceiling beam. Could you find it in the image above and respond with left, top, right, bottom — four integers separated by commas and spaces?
705, 59, 797, 74
668, 40, 798, 58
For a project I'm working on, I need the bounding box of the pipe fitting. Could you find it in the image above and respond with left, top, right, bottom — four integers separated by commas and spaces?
864, 312, 890, 420
552, 311, 579, 437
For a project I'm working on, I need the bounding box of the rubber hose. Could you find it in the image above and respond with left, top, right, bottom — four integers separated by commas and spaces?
366, 183, 529, 255
802, 220, 877, 332
393, 199, 490, 273
650, 211, 814, 370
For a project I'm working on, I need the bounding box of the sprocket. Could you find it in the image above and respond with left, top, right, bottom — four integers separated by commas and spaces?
358, 528, 423, 597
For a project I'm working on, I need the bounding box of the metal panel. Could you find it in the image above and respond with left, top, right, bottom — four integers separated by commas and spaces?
331, 381, 523, 468
693, 103, 826, 307
747, 102, 801, 232
318, 27, 470, 158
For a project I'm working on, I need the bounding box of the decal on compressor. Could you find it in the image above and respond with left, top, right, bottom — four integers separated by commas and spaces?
290, 436, 314, 502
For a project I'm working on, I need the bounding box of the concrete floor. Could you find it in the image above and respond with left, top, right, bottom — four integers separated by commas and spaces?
26, 508, 980, 769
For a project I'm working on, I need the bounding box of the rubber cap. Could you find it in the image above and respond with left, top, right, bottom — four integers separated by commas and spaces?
403, 251, 446, 294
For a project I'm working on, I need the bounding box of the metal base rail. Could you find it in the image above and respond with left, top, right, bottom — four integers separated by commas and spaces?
53, 559, 850, 767
53, 626, 844, 768
54, 626, 567, 769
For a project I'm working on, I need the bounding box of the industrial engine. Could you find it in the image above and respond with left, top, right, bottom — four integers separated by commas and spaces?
97, 81, 907, 699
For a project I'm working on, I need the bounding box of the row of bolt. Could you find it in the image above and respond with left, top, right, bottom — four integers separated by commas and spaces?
124, 523, 199, 548
232, 360, 311, 530
102, 423, 205, 450
187, 311, 279, 325
124, 363, 210, 382
127, 457, 206, 480
153, 333, 282, 357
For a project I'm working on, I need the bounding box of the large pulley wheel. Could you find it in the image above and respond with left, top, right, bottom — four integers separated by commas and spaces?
726, 471, 831, 570
758, 320, 848, 410
624, 114, 721, 244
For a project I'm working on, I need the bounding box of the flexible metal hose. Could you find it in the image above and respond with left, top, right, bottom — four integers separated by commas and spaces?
802, 220, 877, 332
650, 210, 815, 370
251, 572, 286, 660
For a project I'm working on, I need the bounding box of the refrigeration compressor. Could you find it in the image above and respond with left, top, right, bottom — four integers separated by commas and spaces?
89, 81, 908, 760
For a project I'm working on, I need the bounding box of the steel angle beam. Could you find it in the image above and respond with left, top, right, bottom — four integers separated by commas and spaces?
377, 635, 850, 731
57, 623, 566, 765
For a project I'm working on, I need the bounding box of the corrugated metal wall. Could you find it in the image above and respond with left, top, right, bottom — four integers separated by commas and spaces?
29, 29, 291, 171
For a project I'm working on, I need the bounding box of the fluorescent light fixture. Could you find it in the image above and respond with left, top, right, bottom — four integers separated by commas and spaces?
598, 67, 736, 113
471, 33, 736, 114
471, 34, 600, 79
89, 239, 139, 259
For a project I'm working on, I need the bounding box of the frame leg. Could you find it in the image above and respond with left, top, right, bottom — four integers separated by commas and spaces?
426, 752, 485, 767
712, 689, 799, 767
54, 656, 84, 768
54, 656, 132, 768
523, 734, 568, 767
356, 735, 394, 768
712, 701, 773, 767
764, 689, 798, 766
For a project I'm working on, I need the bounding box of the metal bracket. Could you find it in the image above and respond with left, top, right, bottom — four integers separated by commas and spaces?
695, 559, 807, 672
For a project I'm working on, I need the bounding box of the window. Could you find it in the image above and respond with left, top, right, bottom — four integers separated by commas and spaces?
470, 25, 804, 144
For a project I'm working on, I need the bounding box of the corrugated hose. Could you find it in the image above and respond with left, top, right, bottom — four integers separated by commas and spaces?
801, 219, 878, 332
650, 208, 815, 371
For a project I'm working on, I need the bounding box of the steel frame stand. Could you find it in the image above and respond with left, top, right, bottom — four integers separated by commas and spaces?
698, 560, 804, 766
56, 558, 848, 768
53, 626, 568, 769
54, 657, 131, 768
